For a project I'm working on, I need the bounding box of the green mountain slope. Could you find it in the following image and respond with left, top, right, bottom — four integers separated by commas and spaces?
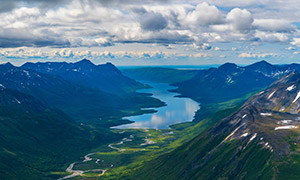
0, 85, 115, 179
132, 72, 300, 180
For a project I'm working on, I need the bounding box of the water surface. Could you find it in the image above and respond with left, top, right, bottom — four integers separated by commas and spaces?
113, 81, 200, 129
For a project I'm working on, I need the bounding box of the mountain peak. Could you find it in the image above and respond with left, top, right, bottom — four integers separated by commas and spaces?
246, 60, 273, 69
218, 62, 238, 71
2, 62, 14, 68
74, 59, 95, 66
253, 60, 272, 66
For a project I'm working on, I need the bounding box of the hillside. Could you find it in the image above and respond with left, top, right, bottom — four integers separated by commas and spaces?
0, 62, 164, 125
133, 71, 300, 180
0, 85, 113, 179
172, 61, 300, 103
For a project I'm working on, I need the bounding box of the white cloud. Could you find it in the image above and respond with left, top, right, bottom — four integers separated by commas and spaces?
238, 52, 275, 58
226, 8, 253, 32
291, 38, 300, 47
214, 46, 220, 50
253, 19, 296, 32
0, 1, 297, 47
188, 43, 212, 50
193, 53, 209, 58
286, 46, 296, 50
184, 2, 224, 27
254, 31, 289, 42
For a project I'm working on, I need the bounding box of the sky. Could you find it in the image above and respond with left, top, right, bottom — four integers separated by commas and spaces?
1, 0, 300, 66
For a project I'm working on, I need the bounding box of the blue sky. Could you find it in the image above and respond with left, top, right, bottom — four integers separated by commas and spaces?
1, 0, 300, 66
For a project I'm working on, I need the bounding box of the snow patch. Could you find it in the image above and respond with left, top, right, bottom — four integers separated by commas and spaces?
240, 133, 249, 137
292, 91, 300, 103
23, 70, 30, 77
274, 125, 298, 130
258, 91, 264, 95
277, 120, 293, 125
242, 114, 247, 119
15, 98, 21, 104
279, 107, 285, 112
223, 124, 244, 142
0, 84, 6, 89
226, 76, 234, 84
263, 142, 273, 152
260, 112, 272, 116
249, 133, 257, 143
268, 90, 276, 99
287, 85, 296, 91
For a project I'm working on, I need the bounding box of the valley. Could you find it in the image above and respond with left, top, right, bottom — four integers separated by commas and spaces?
3, 60, 300, 180
3, 1, 300, 179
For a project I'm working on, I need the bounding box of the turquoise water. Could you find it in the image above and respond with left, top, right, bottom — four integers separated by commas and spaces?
113, 81, 200, 129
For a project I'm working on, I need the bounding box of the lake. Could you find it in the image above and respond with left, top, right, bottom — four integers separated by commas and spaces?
113, 81, 200, 129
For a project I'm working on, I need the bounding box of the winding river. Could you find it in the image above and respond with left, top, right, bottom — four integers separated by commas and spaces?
113, 81, 200, 129
60, 81, 200, 179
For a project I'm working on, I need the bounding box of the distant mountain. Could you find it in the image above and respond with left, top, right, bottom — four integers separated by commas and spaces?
22, 59, 147, 94
121, 67, 199, 84
0, 63, 163, 125
171, 60, 300, 103
134, 71, 300, 180
0, 85, 108, 179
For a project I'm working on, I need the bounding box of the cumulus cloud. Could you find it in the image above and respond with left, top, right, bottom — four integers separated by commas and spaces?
226, 8, 253, 32
0, 0, 298, 50
140, 12, 168, 31
184, 2, 224, 26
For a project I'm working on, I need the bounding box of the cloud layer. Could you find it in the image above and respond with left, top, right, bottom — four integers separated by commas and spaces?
0, 0, 300, 65
0, 0, 299, 49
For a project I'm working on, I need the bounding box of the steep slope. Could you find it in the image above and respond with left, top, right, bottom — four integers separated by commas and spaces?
133, 71, 300, 180
0, 63, 163, 125
0, 85, 108, 179
172, 61, 295, 103
22, 59, 147, 94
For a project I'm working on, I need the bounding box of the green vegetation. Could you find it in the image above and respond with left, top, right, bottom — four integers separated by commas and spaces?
132, 129, 274, 180
56, 92, 250, 180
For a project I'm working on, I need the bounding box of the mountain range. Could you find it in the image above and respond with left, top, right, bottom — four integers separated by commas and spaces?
171, 60, 300, 103
0, 60, 164, 125
22, 59, 146, 94
133, 71, 300, 180
0, 60, 164, 179
3, 59, 300, 179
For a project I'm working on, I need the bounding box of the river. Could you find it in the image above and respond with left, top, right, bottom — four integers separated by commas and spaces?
113, 81, 200, 129
60, 81, 200, 179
